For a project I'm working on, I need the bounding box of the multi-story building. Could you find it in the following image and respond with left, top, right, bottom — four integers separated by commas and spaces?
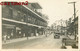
2, 2, 48, 40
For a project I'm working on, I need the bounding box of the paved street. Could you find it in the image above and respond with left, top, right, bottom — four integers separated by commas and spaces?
2, 34, 64, 49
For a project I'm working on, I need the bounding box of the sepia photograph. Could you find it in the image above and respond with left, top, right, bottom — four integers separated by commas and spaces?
1, 0, 79, 49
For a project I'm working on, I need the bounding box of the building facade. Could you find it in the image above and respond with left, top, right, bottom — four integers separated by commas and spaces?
2, 2, 48, 40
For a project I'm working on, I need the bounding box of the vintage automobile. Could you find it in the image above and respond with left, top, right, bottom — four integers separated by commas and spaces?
54, 33, 60, 39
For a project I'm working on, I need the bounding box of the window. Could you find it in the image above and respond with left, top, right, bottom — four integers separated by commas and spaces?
21, 14, 26, 22
17, 11, 20, 21
9, 7, 13, 19
23, 14, 26, 22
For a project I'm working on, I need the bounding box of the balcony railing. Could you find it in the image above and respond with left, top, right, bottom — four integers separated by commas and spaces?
23, 5, 47, 21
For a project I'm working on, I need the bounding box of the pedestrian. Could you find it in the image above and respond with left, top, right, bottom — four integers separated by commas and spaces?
36, 33, 38, 36
7, 35, 10, 42
3, 34, 7, 43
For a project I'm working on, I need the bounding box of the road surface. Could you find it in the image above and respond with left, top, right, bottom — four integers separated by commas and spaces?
2, 34, 63, 49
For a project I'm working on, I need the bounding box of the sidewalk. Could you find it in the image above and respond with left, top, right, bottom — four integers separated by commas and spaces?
2, 35, 45, 45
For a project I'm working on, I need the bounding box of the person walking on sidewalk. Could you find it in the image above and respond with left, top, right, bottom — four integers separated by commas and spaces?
3, 34, 7, 43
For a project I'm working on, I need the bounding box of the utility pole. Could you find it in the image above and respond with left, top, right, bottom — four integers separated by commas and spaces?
68, 2, 76, 40
68, 2, 76, 19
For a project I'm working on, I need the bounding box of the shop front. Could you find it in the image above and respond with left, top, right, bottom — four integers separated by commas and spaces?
2, 24, 16, 41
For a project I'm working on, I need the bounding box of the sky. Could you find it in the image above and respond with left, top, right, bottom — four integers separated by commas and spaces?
25, 0, 80, 26
0, 0, 80, 26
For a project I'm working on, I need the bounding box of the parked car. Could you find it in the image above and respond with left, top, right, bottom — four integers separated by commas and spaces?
54, 34, 60, 39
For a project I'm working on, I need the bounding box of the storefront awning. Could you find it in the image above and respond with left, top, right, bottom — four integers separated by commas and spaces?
2, 18, 45, 28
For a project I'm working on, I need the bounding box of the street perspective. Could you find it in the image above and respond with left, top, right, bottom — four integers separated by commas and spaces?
2, 0, 79, 49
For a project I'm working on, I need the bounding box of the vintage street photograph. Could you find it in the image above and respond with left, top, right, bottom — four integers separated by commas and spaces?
1, 0, 79, 49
